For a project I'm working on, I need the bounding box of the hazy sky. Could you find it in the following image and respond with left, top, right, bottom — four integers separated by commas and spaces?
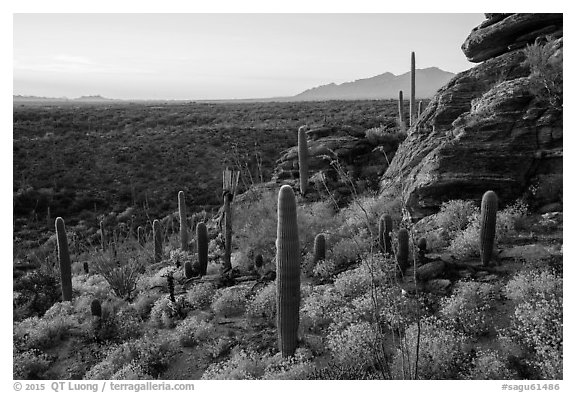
13, 13, 486, 100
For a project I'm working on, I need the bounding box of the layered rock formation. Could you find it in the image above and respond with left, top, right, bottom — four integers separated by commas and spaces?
381, 13, 563, 220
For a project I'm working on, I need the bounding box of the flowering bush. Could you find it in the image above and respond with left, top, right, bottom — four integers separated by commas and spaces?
211, 286, 250, 317
149, 295, 186, 328
175, 315, 214, 347
13, 349, 51, 379
326, 321, 380, 369
186, 282, 216, 310
300, 286, 346, 333
332, 256, 387, 299
391, 317, 471, 379
464, 349, 515, 379
246, 282, 276, 324
440, 281, 496, 336
201, 349, 271, 379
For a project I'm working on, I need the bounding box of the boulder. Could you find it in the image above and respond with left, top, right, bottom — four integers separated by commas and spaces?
416, 261, 446, 281
381, 14, 562, 221
462, 13, 563, 63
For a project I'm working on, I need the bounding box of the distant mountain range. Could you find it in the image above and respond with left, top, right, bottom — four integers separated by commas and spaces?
291, 67, 455, 101
13, 67, 456, 103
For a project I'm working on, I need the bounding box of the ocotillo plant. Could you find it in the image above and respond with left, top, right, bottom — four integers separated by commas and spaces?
91, 299, 102, 317
137, 226, 145, 247
379, 214, 393, 255
178, 191, 188, 251
100, 220, 106, 251
410, 51, 416, 126
222, 168, 240, 271
480, 190, 498, 266
298, 125, 309, 196
313, 233, 326, 262
153, 219, 162, 263
398, 90, 405, 126
396, 228, 410, 273
55, 217, 72, 301
196, 222, 208, 276
276, 185, 301, 357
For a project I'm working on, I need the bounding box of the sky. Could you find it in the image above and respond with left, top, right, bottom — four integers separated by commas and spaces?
13, 13, 486, 100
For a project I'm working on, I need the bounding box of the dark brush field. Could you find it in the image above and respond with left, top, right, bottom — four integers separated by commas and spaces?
13, 99, 397, 254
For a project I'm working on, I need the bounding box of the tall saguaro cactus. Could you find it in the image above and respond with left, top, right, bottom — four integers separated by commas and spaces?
397, 228, 410, 273
55, 217, 72, 301
276, 185, 301, 357
410, 51, 416, 126
480, 190, 498, 266
196, 222, 208, 276
398, 90, 405, 127
153, 219, 162, 263
313, 233, 326, 262
298, 125, 309, 196
178, 191, 188, 251
222, 168, 239, 272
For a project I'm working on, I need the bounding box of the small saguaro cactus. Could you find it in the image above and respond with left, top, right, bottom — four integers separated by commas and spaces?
137, 226, 145, 247
91, 299, 102, 317
480, 190, 498, 266
196, 222, 208, 276
178, 191, 188, 251
410, 51, 416, 126
418, 100, 423, 118
55, 217, 73, 301
153, 219, 162, 264
276, 185, 301, 358
298, 125, 309, 196
184, 261, 194, 279
83, 261, 89, 275
379, 214, 394, 255
254, 254, 264, 269
398, 90, 405, 126
313, 233, 326, 263
396, 228, 410, 273
100, 220, 106, 251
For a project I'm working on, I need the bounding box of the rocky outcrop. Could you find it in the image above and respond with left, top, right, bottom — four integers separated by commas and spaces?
381, 13, 562, 221
273, 123, 403, 202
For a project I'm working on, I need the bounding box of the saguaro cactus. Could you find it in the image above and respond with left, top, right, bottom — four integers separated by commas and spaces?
55, 217, 73, 301
83, 261, 89, 275
276, 185, 301, 357
254, 254, 264, 269
409, 51, 416, 126
153, 219, 162, 263
398, 90, 405, 126
196, 222, 208, 276
100, 220, 106, 251
417, 237, 427, 264
418, 100, 423, 118
396, 228, 410, 273
480, 190, 498, 266
178, 191, 188, 251
313, 233, 326, 262
137, 226, 145, 247
91, 299, 102, 317
298, 125, 309, 196
184, 261, 194, 279
379, 214, 394, 255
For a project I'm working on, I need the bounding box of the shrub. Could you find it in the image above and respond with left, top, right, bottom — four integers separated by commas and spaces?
186, 282, 216, 310
246, 282, 276, 324
13, 350, 51, 379
329, 231, 372, 268
326, 321, 381, 369
440, 281, 496, 336
132, 291, 162, 319
523, 36, 563, 109
505, 268, 562, 379
110, 361, 154, 380
201, 349, 270, 380
175, 315, 214, 347
149, 295, 186, 328
211, 286, 249, 317
391, 317, 471, 379
464, 349, 516, 380
332, 255, 387, 299
84, 334, 178, 379
300, 286, 346, 333
311, 258, 337, 280
365, 125, 406, 146
92, 252, 144, 301
13, 270, 61, 320
435, 200, 479, 239
71, 274, 111, 298
262, 349, 315, 379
